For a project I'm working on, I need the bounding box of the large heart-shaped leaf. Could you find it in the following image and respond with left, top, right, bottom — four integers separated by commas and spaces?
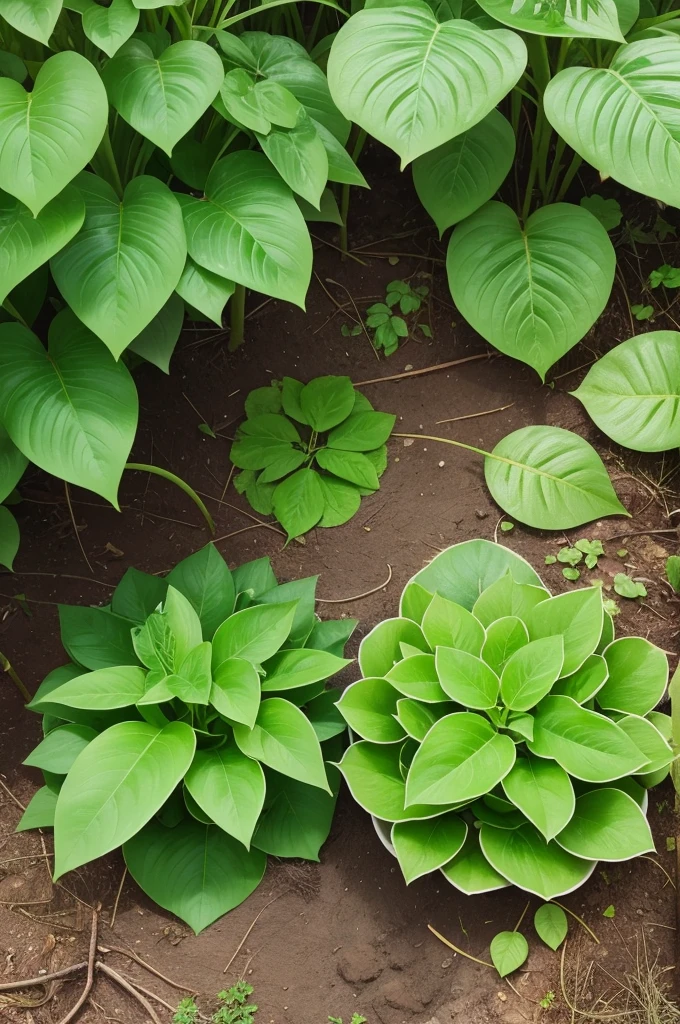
0, 0, 62, 44
483, 425, 629, 529
81, 0, 139, 56
474, 0, 624, 40
185, 743, 265, 849
327, 1, 527, 167
179, 152, 312, 307
544, 39, 680, 208
0, 312, 138, 506
598, 637, 668, 716
409, 538, 542, 610
447, 202, 615, 379
525, 588, 603, 676
0, 187, 84, 306
0, 52, 108, 215
441, 828, 510, 894
167, 543, 235, 640
337, 678, 406, 743
103, 39, 224, 155
51, 173, 185, 359
413, 110, 516, 235
54, 720, 196, 877
572, 332, 680, 452
555, 788, 654, 861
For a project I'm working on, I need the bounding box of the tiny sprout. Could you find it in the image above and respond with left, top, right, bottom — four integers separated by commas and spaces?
603, 905, 616, 918
544, 555, 557, 565
540, 991, 555, 1010
500, 521, 514, 532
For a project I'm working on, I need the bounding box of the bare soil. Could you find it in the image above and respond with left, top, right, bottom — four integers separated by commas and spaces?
1, 156, 679, 1024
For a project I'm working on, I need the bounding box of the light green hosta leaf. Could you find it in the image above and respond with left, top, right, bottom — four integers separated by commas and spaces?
555, 788, 654, 861
392, 812, 467, 883
0, 52, 107, 216
213, 601, 297, 667
490, 931, 529, 978
176, 258, 234, 327
253, 765, 340, 860
447, 202, 615, 380
337, 678, 405, 743
305, 690, 346, 742
475, 0, 624, 39
163, 587, 202, 666
436, 648, 499, 709
471, 799, 526, 829
552, 654, 608, 704
572, 332, 680, 453
386, 654, 448, 703
502, 753, 575, 841
327, 2, 526, 167
180, 152, 311, 308
422, 594, 485, 654
0, 187, 84, 306
525, 587, 603, 676
472, 572, 549, 627
16, 786, 59, 832
406, 712, 516, 806
0, 505, 18, 570
534, 904, 568, 950
233, 697, 330, 792
24, 723, 97, 774
396, 698, 446, 740
599, 637, 667, 716
167, 543, 234, 640
400, 582, 434, 625
337, 740, 455, 821
544, 40, 680, 209
0, 313, 138, 506
413, 110, 515, 235
82, 0, 139, 56
51, 174, 186, 359
185, 744, 265, 849
124, 819, 266, 934
211, 658, 260, 728
481, 617, 529, 676
104, 39, 224, 155
618, 715, 674, 775
169, 641, 212, 705
257, 114, 328, 209
500, 637, 564, 712
54, 721, 196, 877
0, 0, 61, 45
359, 617, 429, 678
34, 666, 146, 709
480, 822, 596, 898
530, 696, 648, 781
441, 828, 510, 894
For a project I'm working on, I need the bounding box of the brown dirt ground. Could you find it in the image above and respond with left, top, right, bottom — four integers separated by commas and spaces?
1, 153, 680, 1024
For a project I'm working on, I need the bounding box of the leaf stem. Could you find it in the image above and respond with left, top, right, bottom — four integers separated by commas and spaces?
124, 464, 215, 533
229, 284, 246, 351
427, 924, 494, 968
0, 650, 31, 702
93, 128, 124, 199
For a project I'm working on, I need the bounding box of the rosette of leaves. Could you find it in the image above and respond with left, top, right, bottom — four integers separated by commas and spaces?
335, 539, 675, 900
231, 376, 395, 540
18, 544, 355, 933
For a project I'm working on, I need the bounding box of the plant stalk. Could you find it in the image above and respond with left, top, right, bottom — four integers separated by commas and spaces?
93, 128, 124, 199
124, 464, 215, 533
1, 651, 31, 703
229, 284, 246, 351
339, 128, 367, 255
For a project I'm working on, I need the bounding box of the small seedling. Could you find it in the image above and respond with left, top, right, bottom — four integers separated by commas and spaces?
540, 991, 555, 1010
557, 546, 582, 567
328, 1016, 368, 1024
500, 521, 514, 532
613, 572, 647, 599
603, 905, 616, 918
666, 837, 675, 851
214, 983, 258, 1024
616, 548, 628, 558
603, 597, 620, 617
666, 555, 680, 594
562, 567, 580, 581
579, 195, 622, 231
365, 302, 409, 354
174, 999, 199, 1024
631, 304, 653, 321
199, 422, 217, 437
649, 264, 680, 289
575, 538, 604, 569
544, 554, 557, 564
349, 279, 432, 355
658, 800, 669, 814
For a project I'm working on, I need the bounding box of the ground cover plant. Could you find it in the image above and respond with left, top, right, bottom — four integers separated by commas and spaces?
336, 539, 676, 900
17, 543, 354, 932
326, 0, 680, 380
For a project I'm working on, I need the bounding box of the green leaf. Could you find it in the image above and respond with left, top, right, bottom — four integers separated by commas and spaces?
555, 789, 655, 861
386, 654, 448, 703
481, 616, 529, 676
179, 152, 312, 308
572, 332, 680, 453
327, 411, 396, 452
396, 698, 445, 741
618, 714, 674, 775
300, 375, 355, 431
316, 449, 379, 490
447, 202, 615, 380
34, 665, 145, 710
234, 697, 329, 792
16, 786, 59, 832
304, 690, 346, 742
244, 386, 283, 418
211, 658, 260, 728
500, 637, 564, 712
317, 474, 362, 527
502, 753, 575, 841
232, 556, 277, 600
475, 0, 624, 40
0, 187, 84, 307
305, 617, 357, 658
104, 39, 224, 155
240, 413, 301, 444
399, 582, 434, 626
312, 118, 367, 187
185, 743, 265, 849
490, 931, 529, 978
168, 642, 212, 704
422, 594, 485, 654
413, 110, 515, 235
579, 195, 622, 232
529, 696, 648, 782
406, 712, 516, 806
666, 555, 680, 594
472, 572, 549, 627
359, 617, 429, 678
0, 51, 108, 216
0, 505, 18, 570
54, 720, 196, 877
257, 114, 328, 209
337, 740, 454, 822
392, 813, 467, 883
213, 602, 297, 667
176, 258, 234, 326
112, 567, 167, 624
441, 827, 510, 894
0, 49, 26, 83
544, 40, 680, 210
534, 904, 568, 950
252, 765, 340, 860
552, 654, 608, 704
273, 468, 325, 539
128, 294, 184, 374
259, 576, 318, 648
435, 648, 499, 709
0, 423, 27, 503
82, 0, 139, 56
167, 543, 235, 640
0, 0, 62, 44
525, 587, 603, 676
51, 174, 186, 359
262, 648, 350, 692
124, 819, 266, 933
24, 724, 97, 774
297, 188, 344, 226
598, 637, 667, 716
337, 678, 406, 743
327, 1, 526, 166
59, 604, 138, 670
480, 822, 596, 899
164, 586, 203, 666
281, 376, 308, 423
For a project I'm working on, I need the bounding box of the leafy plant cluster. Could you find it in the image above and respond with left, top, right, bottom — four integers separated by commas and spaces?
326, 0, 680, 381
336, 540, 676, 901
174, 983, 257, 1024
231, 375, 395, 540
490, 902, 569, 977
343, 279, 432, 355
18, 543, 355, 933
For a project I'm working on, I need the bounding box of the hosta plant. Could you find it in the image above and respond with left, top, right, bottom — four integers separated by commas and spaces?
231, 375, 395, 540
336, 539, 676, 900
18, 543, 354, 932
327, 0, 680, 380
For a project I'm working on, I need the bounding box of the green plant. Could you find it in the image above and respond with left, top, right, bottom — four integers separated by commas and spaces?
613, 573, 647, 599
335, 539, 675, 901
19, 543, 354, 932
342, 279, 431, 355
328, 1016, 368, 1024
231, 376, 395, 540
326, 0, 680, 381
666, 556, 680, 594
540, 991, 556, 1010
174, 984, 258, 1024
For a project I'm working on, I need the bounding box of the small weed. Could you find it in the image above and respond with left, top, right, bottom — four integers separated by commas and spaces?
540, 991, 555, 1010
613, 573, 647, 599
174, 999, 199, 1024
344, 279, 431, 355
649, 264, 680, 289
631, 303, 654, 321
328, 1016, 368, 1024
547, 539, 604, 583
603, 905, 616, 918
174, 983, 258, 1024
500, 521, 514, 532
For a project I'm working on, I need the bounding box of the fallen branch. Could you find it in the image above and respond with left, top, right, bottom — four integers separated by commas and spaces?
0, 962, 87, 992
